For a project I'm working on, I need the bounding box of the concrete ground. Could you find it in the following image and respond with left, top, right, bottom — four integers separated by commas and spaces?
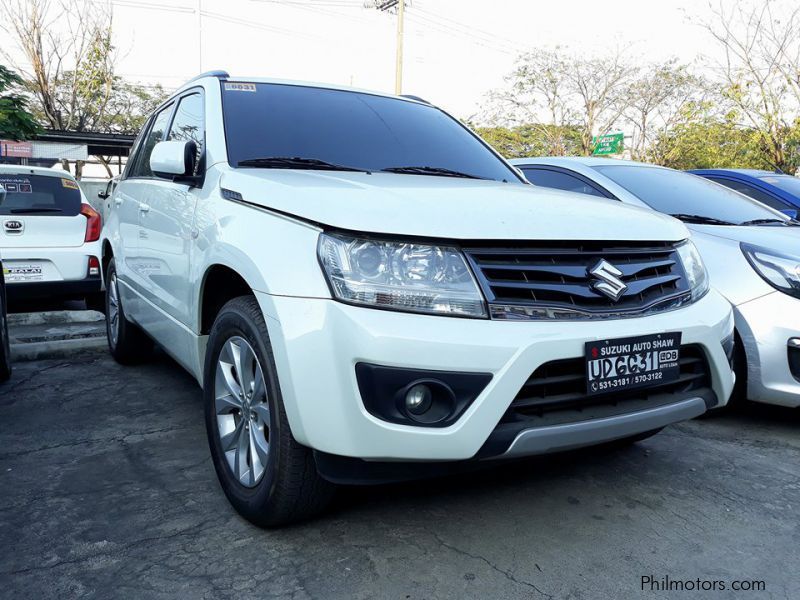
0, 349, 798, 599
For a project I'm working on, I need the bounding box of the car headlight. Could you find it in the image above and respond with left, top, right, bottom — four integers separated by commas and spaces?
317, 232, 487, 318
676, 240, 709, 301
741, 243, 800, 298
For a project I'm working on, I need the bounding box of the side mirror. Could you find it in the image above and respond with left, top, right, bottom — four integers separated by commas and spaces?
98, 191, 109, 200
150, 140, 198, 181
780, 208, 798, 220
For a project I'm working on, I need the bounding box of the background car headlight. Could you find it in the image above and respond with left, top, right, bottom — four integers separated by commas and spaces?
318, 232, 487, 318
741, 243, 800, 298
676, 240, 709, 301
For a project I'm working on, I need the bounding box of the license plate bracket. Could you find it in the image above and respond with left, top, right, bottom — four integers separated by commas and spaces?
585, 332, 682, 396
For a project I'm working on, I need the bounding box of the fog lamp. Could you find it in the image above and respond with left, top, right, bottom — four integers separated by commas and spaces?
405, 384, 433, 415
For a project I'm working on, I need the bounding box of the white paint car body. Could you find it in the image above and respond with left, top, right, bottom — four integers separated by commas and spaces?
512, 157, 800, 408
101, 74, 734, 524
0, 165, 103, 307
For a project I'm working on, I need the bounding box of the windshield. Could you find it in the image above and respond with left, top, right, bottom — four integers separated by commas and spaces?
221, 82, 519, 182
593, 165, 789, 225
759, 174, 800, 198
0, 174, 81, 216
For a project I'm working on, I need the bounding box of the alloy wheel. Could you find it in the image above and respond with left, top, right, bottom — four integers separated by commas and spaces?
214, 336, 270, 487
107, 273, 120, 345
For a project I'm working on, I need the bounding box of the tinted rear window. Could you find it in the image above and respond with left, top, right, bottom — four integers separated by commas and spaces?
0, 174, 81, 216
593, 165, 785, 224
221, 82, 518, 182
759, 175, 800, 198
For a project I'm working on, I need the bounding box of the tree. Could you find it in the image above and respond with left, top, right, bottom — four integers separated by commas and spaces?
0, 64, 38, 140
653, 102, 773, 170
700, 0, 800, 170
480, 48, 635, 155
0, 0, 166, 175
474, 124, 583, 159
622, 61, 706, 162
0, 0, 164, 135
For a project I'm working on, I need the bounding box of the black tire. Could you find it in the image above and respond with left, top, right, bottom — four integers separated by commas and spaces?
0, 273, 11, 383
728, 332, 747, 408
204, 295, 334, 527
701, 332, 747, 418
105, 259, 152, 364
85, 292, 108, 314
85, 292, 106, 314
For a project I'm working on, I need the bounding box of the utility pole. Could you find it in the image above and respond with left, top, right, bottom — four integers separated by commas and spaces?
197, 0, 203, 73
366, 0, 407, 95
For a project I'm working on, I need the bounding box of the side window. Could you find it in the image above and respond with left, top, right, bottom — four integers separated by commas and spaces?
167, 92, 205, 175
522, 168, 607, 198
129, 103, 174, 179
709, 177, 789, 210
123, 118, 151, 180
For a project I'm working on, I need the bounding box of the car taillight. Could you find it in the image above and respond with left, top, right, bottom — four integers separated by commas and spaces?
81, 203, 101, 243
88, 256, 101, 277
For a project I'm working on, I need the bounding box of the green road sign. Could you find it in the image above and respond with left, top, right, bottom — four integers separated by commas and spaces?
592, 132, 624, 156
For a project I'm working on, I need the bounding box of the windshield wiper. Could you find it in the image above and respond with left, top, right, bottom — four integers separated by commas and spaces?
380, 165, 489, 180
8, 207, 63, 214
739, 218, 794, 226
237, 156, 367, 172
668, 213, 736, 226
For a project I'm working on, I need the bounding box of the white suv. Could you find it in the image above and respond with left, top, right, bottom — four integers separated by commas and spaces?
0, 165, 103, 310
102, 72, 735, 526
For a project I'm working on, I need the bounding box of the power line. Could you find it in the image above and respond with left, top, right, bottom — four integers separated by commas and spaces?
414, 5, 526, 52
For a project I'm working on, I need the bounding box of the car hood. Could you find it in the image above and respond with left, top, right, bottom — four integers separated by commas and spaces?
220, 170, 689, 241
689, 223, 800, 252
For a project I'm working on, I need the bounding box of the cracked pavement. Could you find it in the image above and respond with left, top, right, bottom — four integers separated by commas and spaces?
1, 350, 798, 599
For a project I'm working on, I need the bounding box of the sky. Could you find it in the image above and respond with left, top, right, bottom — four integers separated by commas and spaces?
5, 0, 728, 119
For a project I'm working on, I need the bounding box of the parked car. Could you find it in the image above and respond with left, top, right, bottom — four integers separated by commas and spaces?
77, 176, 111, 216
96, 175, 120, 223
0, 165, 104, 311
512, 157, 800, 409
0, 254, 10, 382
102, 72, 734, 526
690, 169, 800, 217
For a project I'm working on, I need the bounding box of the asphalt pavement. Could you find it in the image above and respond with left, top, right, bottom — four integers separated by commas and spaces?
0, 348, 798, 599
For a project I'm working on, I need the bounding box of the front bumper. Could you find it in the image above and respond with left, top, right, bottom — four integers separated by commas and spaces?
258, 288, 734, 462
735, 290, 800, 407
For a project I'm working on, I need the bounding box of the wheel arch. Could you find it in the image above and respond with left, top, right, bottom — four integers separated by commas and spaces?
101, 239, 114, 279
198, 263, 257, 335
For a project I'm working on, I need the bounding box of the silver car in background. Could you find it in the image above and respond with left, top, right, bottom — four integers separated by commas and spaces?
511, 157, 800, 408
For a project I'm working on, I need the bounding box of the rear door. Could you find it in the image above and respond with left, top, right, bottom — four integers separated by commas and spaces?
0, 173, 86, 249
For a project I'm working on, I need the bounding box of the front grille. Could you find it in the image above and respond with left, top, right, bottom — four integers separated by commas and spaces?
507, 344, 710, 420
463, 240, 690, 319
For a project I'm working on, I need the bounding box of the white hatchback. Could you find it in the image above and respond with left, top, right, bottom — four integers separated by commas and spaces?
0, 165, 103, 310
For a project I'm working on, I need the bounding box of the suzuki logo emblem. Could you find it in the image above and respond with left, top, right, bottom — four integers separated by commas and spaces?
3, 219, 24, 234
588, 259, 628, 301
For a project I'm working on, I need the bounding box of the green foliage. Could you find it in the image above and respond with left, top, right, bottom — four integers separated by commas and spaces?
653, 103, 794, 171
474, 124, 583, 158
0, 64, 39, 140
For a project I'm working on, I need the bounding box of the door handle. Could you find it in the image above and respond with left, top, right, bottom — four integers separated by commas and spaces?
114, 198, 123, 207
139, 203, 150, 213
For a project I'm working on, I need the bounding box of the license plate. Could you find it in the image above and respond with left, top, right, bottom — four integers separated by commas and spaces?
586, 332, 681, 396
3, 264, 43, 283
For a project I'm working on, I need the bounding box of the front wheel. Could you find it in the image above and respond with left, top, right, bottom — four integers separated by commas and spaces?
204, 295, 334, 527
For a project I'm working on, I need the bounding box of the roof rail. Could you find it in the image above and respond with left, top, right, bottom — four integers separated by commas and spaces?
400, 94, 432, 105
184, 70, 230, 85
